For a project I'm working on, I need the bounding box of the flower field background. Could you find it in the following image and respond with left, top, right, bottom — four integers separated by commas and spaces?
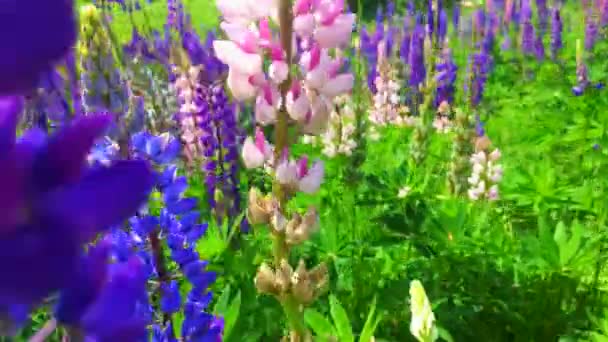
3, 0, 608, 341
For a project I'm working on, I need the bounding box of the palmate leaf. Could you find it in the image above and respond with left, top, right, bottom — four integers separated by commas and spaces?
220, 290, 241, 340
359, 296, 382, 342
330, 295, 355, 342
304, 309, 336, 340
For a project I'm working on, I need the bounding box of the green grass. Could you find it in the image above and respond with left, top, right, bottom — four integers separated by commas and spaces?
76, 0, 219, 42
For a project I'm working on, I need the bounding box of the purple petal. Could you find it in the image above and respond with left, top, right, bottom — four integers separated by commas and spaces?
0, 97, 23, 154
33, 114, 112, 191
81, 257, 147, 337
0, 0, 77, 94
0, 220, 81, 305
55, 242, 111, 325
40, 160, 154, 242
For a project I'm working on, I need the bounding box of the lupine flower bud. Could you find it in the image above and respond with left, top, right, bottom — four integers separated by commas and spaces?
255, 258, 328, 305
291, 260, 329, 305
242, 127, 273, 169
247, 187, 275, 225
255, 263, 280, 295
285, 207, 320, 245
409, 280, 438, 342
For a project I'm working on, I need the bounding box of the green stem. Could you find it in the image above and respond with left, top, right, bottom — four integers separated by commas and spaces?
280, 294, 308, 338
272, 1, 310, 340
272, 233, 289, 265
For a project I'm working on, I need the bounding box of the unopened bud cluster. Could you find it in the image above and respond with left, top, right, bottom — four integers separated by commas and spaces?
255, 259, 328, 305
248, 188, 320, 245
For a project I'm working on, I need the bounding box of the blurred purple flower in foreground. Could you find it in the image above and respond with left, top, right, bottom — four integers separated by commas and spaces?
0, 98, 153, 309
0, 0, 77, 94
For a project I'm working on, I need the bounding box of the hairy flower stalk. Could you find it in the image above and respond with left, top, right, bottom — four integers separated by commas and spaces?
447, 108, 475, 195
213, 0, 355, 339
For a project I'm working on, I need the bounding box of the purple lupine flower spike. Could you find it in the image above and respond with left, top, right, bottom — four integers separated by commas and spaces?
453, 4, 460, 31
521, 0, 535, 55
534, 33, 545, 60
585, 8, 598, 50
408, 16, 426, 90
550, 8, 563, 59
469, 49, 492, 107
601, 0, 608, 27
535, 0, 549, 35
435, 46, 458, 106
438, 9, 448, 43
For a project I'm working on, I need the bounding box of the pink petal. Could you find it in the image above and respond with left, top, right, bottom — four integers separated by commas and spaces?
298, 160, 324, 193
320, 74, 354, 98
293, 14, 315, 37
275, 160, 299, 186
255, 94, 278, 126
269, 60, 288, 84
314, 13, 355, 49
296, 155, 309, 177
213, 40, 262, 75
242, 136, 266, 169
286, 90, 310, 121
216, 0, 276, 23
294, 0, 313, 15
227, 69, 257, 101
302, 96, 331, 134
